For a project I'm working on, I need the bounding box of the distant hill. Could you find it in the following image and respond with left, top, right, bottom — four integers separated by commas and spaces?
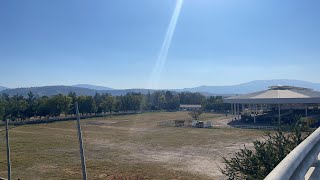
0, 86, 99, 97
180, 79, 320, 94
72, 84, 113, 90
0, 86, 8, 91
1, 79, 320, 97
0, 86, 158, 97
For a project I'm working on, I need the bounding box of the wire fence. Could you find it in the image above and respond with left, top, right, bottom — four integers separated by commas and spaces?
230, 125, 278, 130
0, 112, 139, 127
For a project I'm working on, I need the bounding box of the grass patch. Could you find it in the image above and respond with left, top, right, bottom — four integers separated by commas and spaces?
0, 112, 265, 179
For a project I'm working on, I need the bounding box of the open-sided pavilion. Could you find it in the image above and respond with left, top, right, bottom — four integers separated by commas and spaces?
224, 85, 320, 124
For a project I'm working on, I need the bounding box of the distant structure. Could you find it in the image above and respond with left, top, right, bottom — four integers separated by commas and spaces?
224, 85, 320, 124
179, 104, 202, 111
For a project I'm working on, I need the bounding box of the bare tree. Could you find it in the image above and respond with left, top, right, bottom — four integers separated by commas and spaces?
188, 109, 203, 120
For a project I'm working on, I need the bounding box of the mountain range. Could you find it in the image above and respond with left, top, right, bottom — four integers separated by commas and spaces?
1, 79, 320, 97
0, 86, 8, 92
179, 79, 320, 94
72, 84, 113, 90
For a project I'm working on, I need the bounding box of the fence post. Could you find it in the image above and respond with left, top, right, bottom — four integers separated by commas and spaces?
5, 119, 11, 180
75, 102, 87, 180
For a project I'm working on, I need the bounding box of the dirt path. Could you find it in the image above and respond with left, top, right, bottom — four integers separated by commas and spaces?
212, 116, 233, 126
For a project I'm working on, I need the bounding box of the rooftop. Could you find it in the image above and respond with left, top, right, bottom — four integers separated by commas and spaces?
224, 85, 320, 104
179, 104, 202, 108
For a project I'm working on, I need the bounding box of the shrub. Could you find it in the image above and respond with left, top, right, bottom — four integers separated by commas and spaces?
221, 123, 311, 179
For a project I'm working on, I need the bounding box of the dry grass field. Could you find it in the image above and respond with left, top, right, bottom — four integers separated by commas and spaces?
0, 112, 265, 179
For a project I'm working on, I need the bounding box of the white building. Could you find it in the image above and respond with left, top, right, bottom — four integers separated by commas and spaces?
224, 85, 320, 124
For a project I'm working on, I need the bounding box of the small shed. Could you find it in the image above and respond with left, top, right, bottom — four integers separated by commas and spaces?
179, 104, 202, 111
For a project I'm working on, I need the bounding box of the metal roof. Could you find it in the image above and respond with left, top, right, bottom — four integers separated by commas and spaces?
179, 104, 202, 108
224, 85, 320, 104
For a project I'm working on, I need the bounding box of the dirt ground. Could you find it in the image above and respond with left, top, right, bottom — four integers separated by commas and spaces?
0, 112, 265, 179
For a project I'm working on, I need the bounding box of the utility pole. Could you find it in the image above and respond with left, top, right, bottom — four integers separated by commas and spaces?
5, 119, 11, 180
75, 102, 87, 180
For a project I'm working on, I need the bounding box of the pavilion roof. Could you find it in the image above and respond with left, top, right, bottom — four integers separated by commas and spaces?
224, 85, 320, 104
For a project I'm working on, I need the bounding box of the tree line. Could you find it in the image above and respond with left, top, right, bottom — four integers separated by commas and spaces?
0, 91, 229, 121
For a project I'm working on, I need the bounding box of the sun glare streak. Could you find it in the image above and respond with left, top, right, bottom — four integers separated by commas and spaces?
149, 0, 184, 89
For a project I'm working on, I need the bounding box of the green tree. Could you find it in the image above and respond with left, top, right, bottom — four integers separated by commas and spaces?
129, 93, 143, 112
48, 95, 63, 117
165, 93, 180, 111
180, 92, 205, 105
143, 91, 152, 110
100, 95, 115, 113
6, 95, 28, 121
26, 91, 37, 118
203, 96, 230, 112
68, 91, 77, 114
36, 96, 50, 118
43, 94, 72, 117
77, 96, 97, 115
94, 93, 104, 113
151, 91, 162, 110
61, 95, 72, 116
114, 96, 122, 112
0, 99, 5, 120
158, 94, 166, 109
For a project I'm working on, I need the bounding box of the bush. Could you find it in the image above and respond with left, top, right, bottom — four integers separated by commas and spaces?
221, 123, 311, 179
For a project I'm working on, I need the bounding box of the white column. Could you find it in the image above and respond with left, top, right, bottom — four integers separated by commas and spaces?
254, 104, 257, 124
231, 103, 234, 120
278, 104, 281, 125
241, 104, 244, 119
234, 103, 237, 120
305, 105, 308, 117
237, 104, 239, 119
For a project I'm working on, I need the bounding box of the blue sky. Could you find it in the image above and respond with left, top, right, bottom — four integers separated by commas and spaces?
0, 0, 320, 89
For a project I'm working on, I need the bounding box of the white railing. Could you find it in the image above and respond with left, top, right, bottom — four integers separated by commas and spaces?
265, 127, 320, 180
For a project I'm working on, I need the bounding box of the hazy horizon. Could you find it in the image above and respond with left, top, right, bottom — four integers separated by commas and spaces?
1, 1, 320, 178
2, 79, 320, 90
1, 0, 320, 89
